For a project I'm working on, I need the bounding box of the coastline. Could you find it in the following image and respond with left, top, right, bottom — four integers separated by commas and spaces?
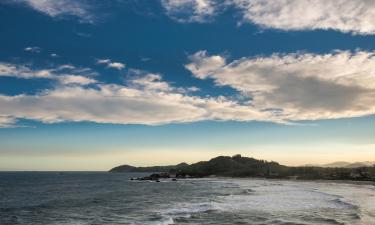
176, 175, 375, 186
129, 172, 375, 187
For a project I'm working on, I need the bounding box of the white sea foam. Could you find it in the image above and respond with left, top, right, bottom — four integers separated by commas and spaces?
160, 201, 219, 221
159, 179, 375, 224
312, 182, 375, 225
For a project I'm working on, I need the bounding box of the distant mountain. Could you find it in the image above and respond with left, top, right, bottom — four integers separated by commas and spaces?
304, 161, 375, 168
109, 162, 189, 173
345, 162, 375, 168
323, 161, 352, 168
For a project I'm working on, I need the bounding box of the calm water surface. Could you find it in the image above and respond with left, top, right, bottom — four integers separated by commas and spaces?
1, 172, 375, 225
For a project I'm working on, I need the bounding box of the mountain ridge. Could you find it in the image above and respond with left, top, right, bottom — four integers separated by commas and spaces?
303, 161, 375, 168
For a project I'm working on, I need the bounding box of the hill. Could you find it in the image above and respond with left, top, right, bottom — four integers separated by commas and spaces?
179, 154, 287, 177
110, 155, 375, 182
109, 162, 189, 173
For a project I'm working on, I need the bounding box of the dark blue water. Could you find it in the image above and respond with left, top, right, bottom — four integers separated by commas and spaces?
0, 172, 374, 225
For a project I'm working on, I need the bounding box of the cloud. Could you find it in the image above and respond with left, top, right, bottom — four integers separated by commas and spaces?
24, 46, 41, 53
161, 0, 375, 35
97, 59, 111, 64
0, 62, 274, 127
0, 75, 271, 127
5, 50, 375, 128
231, 0, 375, 35
0, 117, 17, 128
128, 73, 172, 91
13, 0, 94, 23
186, 50, 375, 121
0, 62, 97, 85
97, 59, 126, 70
161, 0, 217, 23
185, 50, 226, 79
108, 62, 126, 70
57, 75, 96, 85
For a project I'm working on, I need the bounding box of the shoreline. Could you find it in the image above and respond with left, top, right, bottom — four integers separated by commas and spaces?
131, 172, 375, 187
186, 176, 375, 186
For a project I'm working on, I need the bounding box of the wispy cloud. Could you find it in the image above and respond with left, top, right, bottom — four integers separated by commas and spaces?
186, 50, 375, 121
24, 46, 41, 53
0, 62, 97, 85
185, 50, 226, 79
0, 116, 18, 128
161, 0, 217, 23
97, 59, 126, 70
13, 0, 95, 23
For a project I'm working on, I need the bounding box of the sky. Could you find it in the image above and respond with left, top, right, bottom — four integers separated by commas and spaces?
0, 0, 374, 171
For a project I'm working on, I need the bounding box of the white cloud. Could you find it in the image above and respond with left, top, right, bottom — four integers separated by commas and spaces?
0, 77, 271, 127
186, 50, 375, 121
0, 63, 52, 79
161, 0, 375, 35
161, 0, 217, 23
108, 62, 125, 70
129, 73, 171, 91
185, 50, 226, 79
24, 46, 41, 53
50, 53, 59, 58
231, 0, 375, 35
14, 0, 94, 23
4, 50, 375, 128
97, 59, 125, 70
97, 59, 111, 64
0, 62, 274, 127
0, 117, 17, 128
57, 75, 96, 85
0, 62, 97, 85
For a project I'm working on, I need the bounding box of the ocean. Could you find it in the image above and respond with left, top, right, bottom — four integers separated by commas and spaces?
0, 172, 374, 225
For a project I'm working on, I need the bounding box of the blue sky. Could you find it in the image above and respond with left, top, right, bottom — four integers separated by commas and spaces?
0, 0, 374, 170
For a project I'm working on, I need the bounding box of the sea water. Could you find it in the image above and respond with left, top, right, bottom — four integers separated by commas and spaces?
0, 172, 374, 225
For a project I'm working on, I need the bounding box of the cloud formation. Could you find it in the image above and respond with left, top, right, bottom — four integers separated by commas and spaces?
24, 46, 41, 53
3, 49, 375, 128
232, 0, 375, 35
13, 0, 94, 23
186, 50, 375, 121
0, 66, 271, 127
97, 59, 126, 70
161, 0, 217, 23
161, 0, 375, 35
0, 117, 17, 128
0, 62, 97, 85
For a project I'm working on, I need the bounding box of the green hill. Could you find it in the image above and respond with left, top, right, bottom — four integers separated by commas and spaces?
179, 154, 287, 177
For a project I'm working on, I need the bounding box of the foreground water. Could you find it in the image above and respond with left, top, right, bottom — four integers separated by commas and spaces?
0, 172, 375, 225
